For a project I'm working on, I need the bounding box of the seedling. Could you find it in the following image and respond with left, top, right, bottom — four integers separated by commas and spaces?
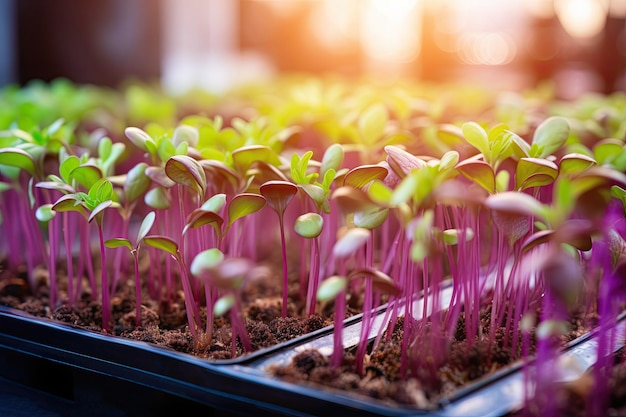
105, 211, 156, 327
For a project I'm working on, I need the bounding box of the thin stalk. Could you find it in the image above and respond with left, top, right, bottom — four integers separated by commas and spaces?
278, 213, 289, 317
175, 254, 201, 339
331, 289, 346, 368
63, 212, 75, 304
306, 237, 320, 316
96, 223, 110, 332
47, 217, 58, 308
231, 297, 251, 357
133, 250, 142, 327
204, 285, 213, 336
81, 222, 97, 298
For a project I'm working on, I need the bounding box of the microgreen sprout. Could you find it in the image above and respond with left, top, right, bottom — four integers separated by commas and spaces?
260, 180, 298, 317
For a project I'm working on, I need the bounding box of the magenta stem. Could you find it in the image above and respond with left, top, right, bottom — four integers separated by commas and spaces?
97, 223, 110, 332
278, 214, 289, 317
133, 251, 142, 327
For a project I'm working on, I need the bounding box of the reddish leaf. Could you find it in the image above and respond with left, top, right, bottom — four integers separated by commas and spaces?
456, 158, 495, 194
343, 164, 388, 189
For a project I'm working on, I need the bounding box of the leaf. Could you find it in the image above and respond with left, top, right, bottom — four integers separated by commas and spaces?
290, 151, 315, 184
611, 185, 626, 215
353, 207, 389, 230
367, 179, 393, 205
46, 118, 65, 136
157, 138, 176, 163
495, 170, 510, 193
294, 212, 324, 239
175, 141, 189, 156
145, 166, 176, 188
209, 258, 252, 290
571, 166, 626, 196
172, 125, 199, 148
259, 180, 298, 216
98, 137, 113, 161
390, 170, 420, 206
507, 131, 531, 158
531, 116, 570, 158
333, 227, 370, 258
347, 268, 401, 296
384, 145, 425, 178
593, 138, 623, 166
232, 145, 281, 173
320, 143, 344, 178
559, 153, 596, 175
35, 204, 56, 222
190, 248, 225, 278
143, 235, 179, 256
521, 230, 554, 253
145, 186, 171, 209
36, 180, 75, 194
485, 192, 545, 218
104, 238, 133, 251
183, 208, 224, 236
60, 155, 80, 184
358, 104, 388, 145
227, 193, 266, 228
51, 194, 86, 216
439, 150, 459, 172
137, 211, 156, 243
442, 228, 475, 245
515, 157, 558, 190
125, 127, 154, 153
0, 148, 36, 176
536, 319, 570, 340
317, 276, 348, 302
332, 186, 374, 213
88, 178, 113, 203
165, 155, 206, 195
70, 165, 102, 190
299, 183, 326, 206
343, 165, 388, 189
88, 200, 112, 224
201, 193, 227, 213
214, 294, 235, 317
124, 162, 151, 203
456, 159, 496, 194
461, 122, 489, 156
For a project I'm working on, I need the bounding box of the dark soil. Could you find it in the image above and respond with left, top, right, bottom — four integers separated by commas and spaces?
270, 306, 602, 409
1, 260, 620, 412
0, 260, 343, 360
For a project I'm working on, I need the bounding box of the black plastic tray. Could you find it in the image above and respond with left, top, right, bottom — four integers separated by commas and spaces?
1, 301, 624, 417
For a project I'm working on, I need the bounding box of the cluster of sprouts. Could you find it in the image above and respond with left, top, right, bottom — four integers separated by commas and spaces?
1, 78, 626, 413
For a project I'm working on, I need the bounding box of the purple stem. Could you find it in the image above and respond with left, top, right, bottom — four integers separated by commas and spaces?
204, 285, 213, 336
48, 218, 58, 308
133, 251, 142, 327
306, 237, 321, 316
63, 213, 75, 304
356, 279, 373, 375
231, 298, 251, 356
331, 289, 346, 368
175, 255, 201, 339
278, 213, 289, 317
97, 223, 110, 332
82, 222, 97, 298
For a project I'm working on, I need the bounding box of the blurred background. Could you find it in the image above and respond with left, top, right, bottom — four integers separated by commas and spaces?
1, 0, 625, 99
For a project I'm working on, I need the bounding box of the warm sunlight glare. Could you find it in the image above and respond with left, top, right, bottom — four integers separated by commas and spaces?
555, 0, 608, 39
524, 0, 556, 18
457, 32, 517, 65
360, 0, 422, 62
